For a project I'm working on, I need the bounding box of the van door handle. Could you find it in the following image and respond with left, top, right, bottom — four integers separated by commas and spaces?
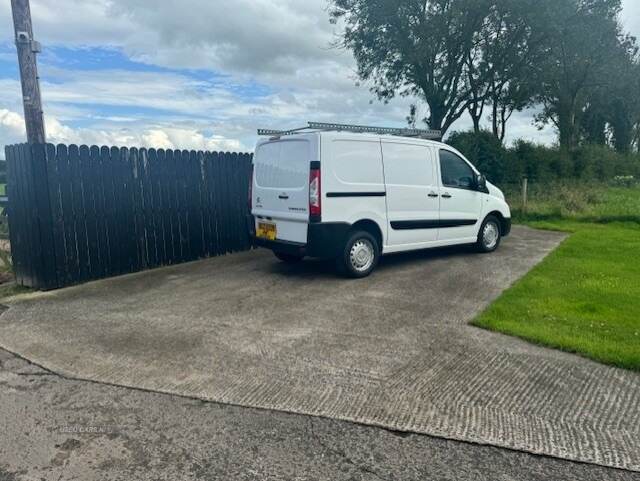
278, 194, 289, 200
428, 192, 439, 198
441, 193, 452, 199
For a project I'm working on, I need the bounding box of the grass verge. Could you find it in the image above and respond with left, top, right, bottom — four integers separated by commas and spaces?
0, 246, 33, 303
0, 282, 31, 303
473, 186, 640, 371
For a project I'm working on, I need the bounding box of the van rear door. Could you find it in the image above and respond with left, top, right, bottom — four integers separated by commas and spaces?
252, 137, 316, 244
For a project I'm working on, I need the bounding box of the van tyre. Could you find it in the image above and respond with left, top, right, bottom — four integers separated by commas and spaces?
273, 251, 303, 264
337, 231, 380, 278
476, 215, 502, 253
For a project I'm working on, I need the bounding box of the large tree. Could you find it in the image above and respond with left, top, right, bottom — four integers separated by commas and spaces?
465, 0, 547, 142
330, 0, 492, 134
607, 44, 640, 153
572, 31, 639, 150
532, 0, 625, 150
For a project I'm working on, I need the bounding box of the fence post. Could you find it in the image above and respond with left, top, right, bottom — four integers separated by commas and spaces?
522, 177, 528, 213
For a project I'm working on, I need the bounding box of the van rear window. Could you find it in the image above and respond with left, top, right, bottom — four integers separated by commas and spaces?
255, 140, 309, 189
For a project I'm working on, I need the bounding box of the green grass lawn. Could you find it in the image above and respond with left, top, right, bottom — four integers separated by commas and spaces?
474, 186, 640, 371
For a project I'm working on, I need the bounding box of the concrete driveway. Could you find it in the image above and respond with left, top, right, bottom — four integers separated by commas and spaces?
1, 226, 639, 471
1, 348, 635, 481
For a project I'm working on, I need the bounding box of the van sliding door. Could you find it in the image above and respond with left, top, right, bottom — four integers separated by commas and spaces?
382, 142, 439, 248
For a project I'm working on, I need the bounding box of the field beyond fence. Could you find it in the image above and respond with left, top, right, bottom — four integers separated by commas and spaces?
5, 143, 253, 290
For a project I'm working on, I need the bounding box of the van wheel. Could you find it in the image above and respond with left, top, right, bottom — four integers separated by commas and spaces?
476, 215, 502, 253
337, 231, 380, 278
273, 251, 303, 264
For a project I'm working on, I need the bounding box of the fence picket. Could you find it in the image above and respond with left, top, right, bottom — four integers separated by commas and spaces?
89, 146, 106, 278
56, 144, 76, 284
6, 146, 25, 285
129, 148, 144, 272
46, 143, 65, 286
173, 150, 188, 262
138, 149, 153, 268
202, 152, 217, 256
185, 151, 200, 261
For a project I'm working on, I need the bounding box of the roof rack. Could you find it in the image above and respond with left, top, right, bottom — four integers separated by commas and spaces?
257, 122, 441, 140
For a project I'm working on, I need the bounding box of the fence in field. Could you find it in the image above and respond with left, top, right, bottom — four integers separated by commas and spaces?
5, 143, 253, 289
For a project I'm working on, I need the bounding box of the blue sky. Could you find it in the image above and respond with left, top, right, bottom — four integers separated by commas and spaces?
0, 0, 639, 153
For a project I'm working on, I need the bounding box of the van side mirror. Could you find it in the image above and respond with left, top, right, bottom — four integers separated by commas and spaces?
476, 174, 487, 191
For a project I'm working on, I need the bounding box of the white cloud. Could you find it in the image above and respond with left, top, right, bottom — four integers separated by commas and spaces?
39, 68, 241, 117
0, 0, 345, 81
0, 108, 26, 151
1, 63, 419, 150
0, 107, 244, 153
0, 1, 135, 48
0, 108, 24, 132
111, 0, 341, 74
140, 128, 242, 152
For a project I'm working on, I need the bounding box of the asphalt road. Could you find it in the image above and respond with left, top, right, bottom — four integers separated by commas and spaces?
1, 348, 636, 481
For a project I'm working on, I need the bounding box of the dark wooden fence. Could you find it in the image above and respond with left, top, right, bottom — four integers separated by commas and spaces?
5, 143, 253, 289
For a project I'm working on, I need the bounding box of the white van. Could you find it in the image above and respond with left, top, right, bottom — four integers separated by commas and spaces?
250, 123, 511, 278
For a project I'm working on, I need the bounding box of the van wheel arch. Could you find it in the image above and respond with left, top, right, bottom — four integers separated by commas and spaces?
484, 211, 509, 236
476, 214, 503, 253
350, 219, 384, 252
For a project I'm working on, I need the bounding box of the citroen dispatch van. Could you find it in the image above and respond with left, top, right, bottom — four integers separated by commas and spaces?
250, 123, 511, 278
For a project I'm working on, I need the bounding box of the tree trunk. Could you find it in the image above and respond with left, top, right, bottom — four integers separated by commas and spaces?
557, 100, 579, 150
584, 119, 607, 145
611, 104, 633, 153
428, 104, 446, 134
491, 102, 506, 143
499, 113, 507, 143
470, 111, 481, 133
468, 96, 483, 134
612, 123, 632, 153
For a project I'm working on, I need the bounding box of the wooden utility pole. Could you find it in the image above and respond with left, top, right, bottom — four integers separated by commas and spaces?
11, 0, 46, 144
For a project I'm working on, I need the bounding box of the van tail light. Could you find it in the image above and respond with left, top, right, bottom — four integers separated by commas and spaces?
309, 165, 321, 220
248, 164, 254, 211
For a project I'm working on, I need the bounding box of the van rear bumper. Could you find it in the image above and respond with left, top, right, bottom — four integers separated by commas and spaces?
251, 220, 351, 259
253, 237, 307, 257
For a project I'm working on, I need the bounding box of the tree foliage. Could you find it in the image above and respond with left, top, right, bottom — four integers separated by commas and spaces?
330, 0, 492, 134
532, 0, 628, 149
330, 0, 640, 152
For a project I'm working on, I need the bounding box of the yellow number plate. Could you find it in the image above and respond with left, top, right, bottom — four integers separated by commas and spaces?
256, 222, 277, 241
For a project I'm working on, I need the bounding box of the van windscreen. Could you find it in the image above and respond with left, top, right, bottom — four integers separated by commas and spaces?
255, 140, 309, 189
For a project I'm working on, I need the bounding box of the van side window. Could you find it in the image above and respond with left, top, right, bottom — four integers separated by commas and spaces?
439, 150, 474, 189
